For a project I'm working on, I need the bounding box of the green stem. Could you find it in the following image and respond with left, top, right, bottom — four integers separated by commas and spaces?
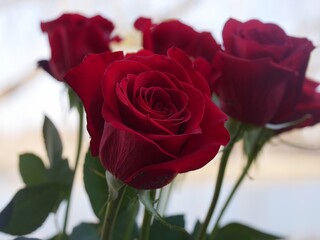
157, 182, 174, 215
209, 156, 254, 240
122, 202, 139, 240
140, 190, 157, 240
196, 124, 242, 240
209, 126, 273, 239
61, 105, 84, 238
101, 186, 127, 240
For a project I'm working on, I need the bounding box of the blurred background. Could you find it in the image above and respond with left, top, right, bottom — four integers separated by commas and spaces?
1, 0, 320, 239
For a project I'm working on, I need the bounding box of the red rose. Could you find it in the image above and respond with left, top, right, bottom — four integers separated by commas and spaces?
134, 17, 219, 61
65, 48, 229, 189
134, 17, 220, 92
40, 13, 120, 80
276, 78, 320, 131
213, 18, 314, 126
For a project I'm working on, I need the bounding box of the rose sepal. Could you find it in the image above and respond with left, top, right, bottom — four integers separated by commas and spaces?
105, 171, 125, 202
266, 114, 312, 131
243, 125, 275, 161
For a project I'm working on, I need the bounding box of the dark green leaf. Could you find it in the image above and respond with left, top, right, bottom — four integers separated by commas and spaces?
70, 222, 99, 240
46, 159, 73, 212
47, 158, 73, 187
14, 237, 42, 240
0, 183, 61, 235
138, 191, 191, 239
213, 222, 282, 240
42, 116, 73, 187
83, 149, 108, 221
43, 116, 63, 165
150, 215, 190, 240
192, 221, 209, 240
19, 153, 47, 186
47, 233, 68, 240
67, 87, 81, 110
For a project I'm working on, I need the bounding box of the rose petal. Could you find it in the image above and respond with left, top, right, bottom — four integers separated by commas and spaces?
99, 122, 173, 187
274, 78, 320, 129
167, 47, 211, 96
102, 103, 177, 159
114, 71, 182, 134
102, 60, 150, 117
65, 51, 124, 155
128, 97, 229, 189
214, 50, 297, 126
127, 53, 193, 85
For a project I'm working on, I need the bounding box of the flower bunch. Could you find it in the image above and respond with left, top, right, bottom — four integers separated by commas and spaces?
0, 13, 319, 240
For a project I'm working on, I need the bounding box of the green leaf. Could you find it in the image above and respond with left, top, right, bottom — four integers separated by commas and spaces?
47, 158, 73, 187
43, 116, 63, 166
138, 191, 191, 239
47, 233, 68, 240
150, 215, 190, 240
192, 221, 209, 240
19, 153, 47, 186
243, 126, 274, 161
14, 237, 42, 240
83, 150, 108, 221
67, 86, 82, 110
213, 222, 282, 240
0, 183, 61, 235
47, 159, 73, 212
70, 223, 100, 240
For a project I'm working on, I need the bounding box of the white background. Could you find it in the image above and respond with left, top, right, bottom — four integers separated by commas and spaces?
1, 0, 320, 239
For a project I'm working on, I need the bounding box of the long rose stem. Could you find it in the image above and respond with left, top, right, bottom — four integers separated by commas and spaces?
196, 124, 242, 240
61, 104, 84, 238
101, 186, 127, 240
209, 155, 253, 239
140, 190, 157, 240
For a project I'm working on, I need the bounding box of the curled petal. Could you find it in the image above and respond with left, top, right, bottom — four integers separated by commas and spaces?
65, 51, 124, 154
214, 51, 297, 126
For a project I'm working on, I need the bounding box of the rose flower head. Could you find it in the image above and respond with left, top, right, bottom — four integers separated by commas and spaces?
39, 13, 120, 81
213, 18, 314, 127
134, 17, 221, 92
65, 48, 229, 189
273, 78, 320, 132
134, 17, 220, 62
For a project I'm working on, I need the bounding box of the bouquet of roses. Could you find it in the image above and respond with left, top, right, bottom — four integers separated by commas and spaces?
0, 13, 319, 240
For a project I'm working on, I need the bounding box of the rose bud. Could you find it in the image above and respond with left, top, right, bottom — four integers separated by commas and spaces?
39, 13, 120, 81
213, 18, 314, 126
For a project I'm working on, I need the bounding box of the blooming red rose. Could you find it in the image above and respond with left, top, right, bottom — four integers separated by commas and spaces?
213, 18, 314, 126
65, 48, 229, 189
39, 13, 120, 80
134, 17, 220, 92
